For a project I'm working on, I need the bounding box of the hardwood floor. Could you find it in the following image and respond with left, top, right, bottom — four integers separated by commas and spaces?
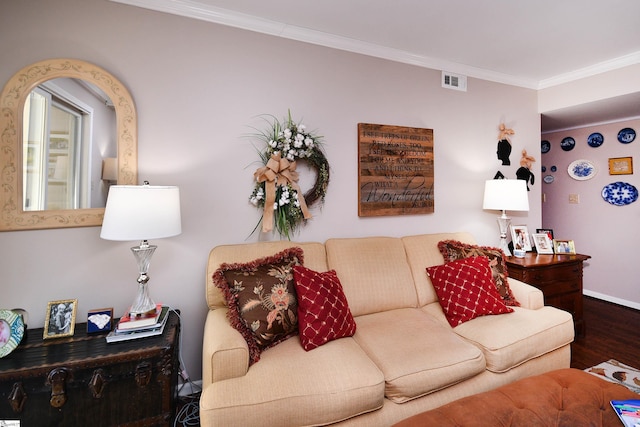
570, 295, 640, 370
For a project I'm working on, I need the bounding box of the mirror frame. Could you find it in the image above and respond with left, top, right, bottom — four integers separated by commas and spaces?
0, 58, 137, 231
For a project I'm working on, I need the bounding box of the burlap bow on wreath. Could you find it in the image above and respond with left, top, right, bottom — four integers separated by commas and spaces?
249, 112, 329, 239
254, 153, 312, 233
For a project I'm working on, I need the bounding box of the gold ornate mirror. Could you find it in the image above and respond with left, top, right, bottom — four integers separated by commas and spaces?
0, 59, 137, 231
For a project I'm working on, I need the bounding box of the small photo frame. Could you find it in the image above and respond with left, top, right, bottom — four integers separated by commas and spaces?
532, 233, 554, 254
44, 299, 77, 339
536, 228, 554, 240
553, 239, 576, 255
511, 225, 532, 251
608, 157, 633, 175
87, 307, 114, 334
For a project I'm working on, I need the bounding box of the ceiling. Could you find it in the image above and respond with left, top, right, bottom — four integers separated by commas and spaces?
115, 0, 640, 131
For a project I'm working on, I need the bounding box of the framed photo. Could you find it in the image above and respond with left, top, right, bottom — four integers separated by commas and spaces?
510, 225, 532, 251
536, 228, 554, 240
608, 157, 633, 175
553, 239, 576, 255
44, 299, 77, 339
87, 307, 114, 334
532, 233, 554, 254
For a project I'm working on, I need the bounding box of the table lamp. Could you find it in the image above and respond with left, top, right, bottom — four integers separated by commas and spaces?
482, 179, 529, 256
100, 182, 181, 317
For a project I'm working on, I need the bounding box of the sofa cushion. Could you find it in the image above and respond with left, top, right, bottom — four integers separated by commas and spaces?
427, 256, 514, 327
325, 237, 418, 316
212, 247, 303, 364
453, 306, 575, 373
401, 232, 478, 307
437, 240, 519, 306
293, 265, 357, 351
353, 308, 486, 403
199, 336, 385, 426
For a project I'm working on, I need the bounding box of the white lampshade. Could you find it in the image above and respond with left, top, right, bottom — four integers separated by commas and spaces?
483, 179, 529, 212
100, 184, 182, 241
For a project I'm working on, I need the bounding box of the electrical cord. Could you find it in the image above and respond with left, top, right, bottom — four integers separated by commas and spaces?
168, 308, 201, 427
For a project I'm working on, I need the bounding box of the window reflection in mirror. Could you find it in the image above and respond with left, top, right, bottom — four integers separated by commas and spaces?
22, 78, 116, 211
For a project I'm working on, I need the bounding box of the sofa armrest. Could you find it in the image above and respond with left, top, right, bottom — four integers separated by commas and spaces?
202, 308, 250, 386
508, 278, 544, 310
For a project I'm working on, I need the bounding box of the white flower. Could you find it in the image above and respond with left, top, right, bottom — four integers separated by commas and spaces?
284, 128, 292, 138
299, 124, 306, 132
269, 139, 277, 148
305, 137, 314, 147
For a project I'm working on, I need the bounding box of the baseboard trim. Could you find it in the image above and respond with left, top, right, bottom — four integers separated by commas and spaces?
583, 290, 640, 310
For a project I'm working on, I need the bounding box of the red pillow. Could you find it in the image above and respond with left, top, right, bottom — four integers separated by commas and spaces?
426, 256, 513, 327
293, 265, 356, 351
437, 240, 519, 306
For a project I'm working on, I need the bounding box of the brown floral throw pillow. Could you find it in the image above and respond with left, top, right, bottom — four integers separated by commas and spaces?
437, 240, 520, 306
213, 247, 303, 365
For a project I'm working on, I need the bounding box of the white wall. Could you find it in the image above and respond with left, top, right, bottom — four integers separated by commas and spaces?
541, 118, 640, 309
0, 0, 541, 381
538, 64, 640, 112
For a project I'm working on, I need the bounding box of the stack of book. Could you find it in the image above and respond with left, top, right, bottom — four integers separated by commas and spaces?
106, 305, 170, 343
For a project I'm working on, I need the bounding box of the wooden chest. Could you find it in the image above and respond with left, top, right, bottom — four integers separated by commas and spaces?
0, 311, 180, 426
506, 253, 590, 337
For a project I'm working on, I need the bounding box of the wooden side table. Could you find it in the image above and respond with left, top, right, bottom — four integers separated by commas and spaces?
505, 253, 590, 337
0, 310, 180, 426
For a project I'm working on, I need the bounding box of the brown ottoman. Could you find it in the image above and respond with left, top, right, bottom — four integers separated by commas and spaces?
394, 368, 638, 427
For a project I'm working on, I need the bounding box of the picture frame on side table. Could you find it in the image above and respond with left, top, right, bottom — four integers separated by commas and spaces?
87, 307, 114, 334
536, 228, 554, 240
553, 239, 576, 255
44, 299, 77, 339
532, 233, 554, 254
510, 225, 532, 251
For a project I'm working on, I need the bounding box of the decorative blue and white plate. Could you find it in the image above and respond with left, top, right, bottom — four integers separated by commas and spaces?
587, 132, 604, 148
0, 309, 25, 358
617, 128, 636, 144
560, 137, 575, 151
543, 175, 554, 184
602, 182, 638, 206
541, 140, 551, 153
568, 159, 597, 181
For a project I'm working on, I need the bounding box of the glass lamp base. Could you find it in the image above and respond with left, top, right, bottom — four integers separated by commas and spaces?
128, 241, 158, 317
497, 213, 512, 256
129, 282, 156, 317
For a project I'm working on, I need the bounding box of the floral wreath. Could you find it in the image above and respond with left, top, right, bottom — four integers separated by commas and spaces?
249, 111, 330, 239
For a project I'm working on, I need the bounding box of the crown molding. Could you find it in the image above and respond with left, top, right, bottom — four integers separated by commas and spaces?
111, 0, 540, 88
537, 51, 640, 89
112, 0, 639, 90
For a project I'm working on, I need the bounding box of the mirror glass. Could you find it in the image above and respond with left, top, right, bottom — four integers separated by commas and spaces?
23, 78, 116, 211
0, 59, 137, 231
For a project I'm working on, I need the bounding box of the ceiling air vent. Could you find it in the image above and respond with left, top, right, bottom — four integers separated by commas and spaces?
442, 71, 467, 92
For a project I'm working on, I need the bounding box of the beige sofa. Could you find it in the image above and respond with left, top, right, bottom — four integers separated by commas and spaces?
200, 232, 574, 426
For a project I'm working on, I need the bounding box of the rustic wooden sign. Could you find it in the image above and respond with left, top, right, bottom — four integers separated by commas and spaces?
358, 123, 434, 217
